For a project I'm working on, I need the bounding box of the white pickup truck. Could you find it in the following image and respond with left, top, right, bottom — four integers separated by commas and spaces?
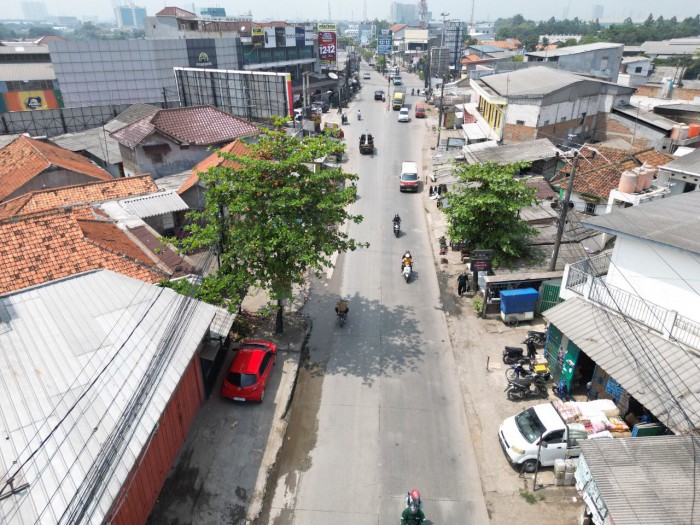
498, 402, 587, 473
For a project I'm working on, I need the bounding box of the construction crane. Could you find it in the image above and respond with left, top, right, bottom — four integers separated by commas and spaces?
418, 0, 428, 28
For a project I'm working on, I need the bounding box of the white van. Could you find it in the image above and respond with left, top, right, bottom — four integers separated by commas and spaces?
400, 161, 419, 192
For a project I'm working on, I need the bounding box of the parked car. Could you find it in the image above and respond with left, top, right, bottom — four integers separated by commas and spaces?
221, 340, 278, 402
398, 107, 410, 122
374, 90, 385, 101
312, 100, 329, 113
363, 72, 371, 79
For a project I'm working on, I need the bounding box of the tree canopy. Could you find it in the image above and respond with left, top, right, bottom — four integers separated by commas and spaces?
442, 162, 538, 265
172, 121, 366, 331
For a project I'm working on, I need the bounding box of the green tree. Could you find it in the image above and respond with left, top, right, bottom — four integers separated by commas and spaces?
173, 121, 366, 332
442, 162, 538, 265
0, 24, 17, 39
26, 26, 61, 38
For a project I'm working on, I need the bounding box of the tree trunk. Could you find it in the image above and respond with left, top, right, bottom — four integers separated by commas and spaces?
275, 298, 284, 334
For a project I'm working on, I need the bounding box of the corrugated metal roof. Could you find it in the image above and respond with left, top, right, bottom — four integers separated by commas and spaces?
50, 127, 122, 164
579, 435, 700, 525
526, 42, 623, 57
0, 62, 55, 81
463, 138, 559, 164
582, 190, 700, 255
0, 270, 222, 524
544, 297, 700, 433
660, 147, 700, 176
120, 190, 189, 218
613, 104, 676, 131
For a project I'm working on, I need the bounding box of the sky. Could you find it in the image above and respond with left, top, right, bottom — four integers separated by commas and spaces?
4, 0, 699, 25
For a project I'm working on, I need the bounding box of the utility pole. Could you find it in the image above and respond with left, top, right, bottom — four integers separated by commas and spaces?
440, 12, 450, 48
435, 77, 446, 148
549, 151, 579, 271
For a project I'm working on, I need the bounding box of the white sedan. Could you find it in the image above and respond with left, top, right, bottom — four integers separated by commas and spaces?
398, 107, 410, 122
363, 72, 371, 79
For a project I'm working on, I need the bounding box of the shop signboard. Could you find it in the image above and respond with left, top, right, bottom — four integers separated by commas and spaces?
284, 27, 296, 47
295, 27, 305, 47
318, 30, 337, 66
264, 27, 276, 48
186, 39, 217, 68
469, 260, 492, 272
275, 27, 286, 47
471, 249, 494, 261
252, 27, 264, 47
317, 23, 337, 32
377, 29, 392, 55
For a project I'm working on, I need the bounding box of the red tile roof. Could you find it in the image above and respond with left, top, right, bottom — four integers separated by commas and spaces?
0, 209, 165, 294
110, 106, 260, 149
155, 6, 197, 18
179, 140, 253, 195
479, 39, 521, 50
0, 175, 158, 220
554, 145, 675, 200
0, 136, 112, 201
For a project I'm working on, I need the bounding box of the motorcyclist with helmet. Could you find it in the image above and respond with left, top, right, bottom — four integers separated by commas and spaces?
401, 501, 426, 524
401, 250, 413, 271
335, 298, 349, 317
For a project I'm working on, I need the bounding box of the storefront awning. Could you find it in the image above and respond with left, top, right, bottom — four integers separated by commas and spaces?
544, 297, 700, 434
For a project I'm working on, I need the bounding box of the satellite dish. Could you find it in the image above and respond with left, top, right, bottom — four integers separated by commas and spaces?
328, 72, 339, 80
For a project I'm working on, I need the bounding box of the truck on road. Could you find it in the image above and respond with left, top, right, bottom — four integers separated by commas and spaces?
498, 402, 587, 473
392, 91, 405, 110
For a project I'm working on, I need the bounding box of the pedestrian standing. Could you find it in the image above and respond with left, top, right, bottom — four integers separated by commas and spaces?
457, 270, 469, 296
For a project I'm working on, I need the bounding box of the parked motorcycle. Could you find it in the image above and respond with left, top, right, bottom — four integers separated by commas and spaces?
527, 330, 546, 347
438, 236, 448, 256
506, 358, 552, 382
505, 373, 549, 400
502, 337, 539, 364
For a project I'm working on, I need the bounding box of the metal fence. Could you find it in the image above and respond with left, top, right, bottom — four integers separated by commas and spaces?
0, 101, 171, 138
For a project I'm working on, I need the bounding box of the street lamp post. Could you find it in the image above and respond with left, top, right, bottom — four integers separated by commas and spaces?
440, 12, 450, 48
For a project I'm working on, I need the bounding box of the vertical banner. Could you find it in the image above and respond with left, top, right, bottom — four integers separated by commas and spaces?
295, 27, 305, 47
284, 27, 296, 47
285, 73, 293, 117
275, 27, 286, 47
377, 29, 392, 55
252, 27, 264, 47
264, 27, 276, 48
318, 28, 336, 67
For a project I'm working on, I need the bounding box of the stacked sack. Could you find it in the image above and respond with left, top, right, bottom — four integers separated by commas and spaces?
551, 398, 631, 439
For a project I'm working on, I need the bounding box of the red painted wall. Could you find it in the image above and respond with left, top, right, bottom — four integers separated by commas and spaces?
108, 355, 205, 525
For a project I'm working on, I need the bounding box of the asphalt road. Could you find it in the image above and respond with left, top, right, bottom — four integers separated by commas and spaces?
260, 64, 489, 524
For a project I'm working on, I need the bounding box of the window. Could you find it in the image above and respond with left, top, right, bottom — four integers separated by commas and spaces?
560, 116, 566, 122
543, 120, 550, 126
601, 56, 609, 69
150, 153, 163, 163
516, 120, 525, 125
579, 112, 587, 125
634, 66, 642, 73
585, 202, 596, 214
542, 430, 565, 445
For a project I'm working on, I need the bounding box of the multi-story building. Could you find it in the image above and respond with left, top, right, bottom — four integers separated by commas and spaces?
115, 2, 147, 29
20, 1, 48, 21
389, 2, 418, 25
525, 42, 624, 83
0, 42, 62, 112
469, 66, 635, 144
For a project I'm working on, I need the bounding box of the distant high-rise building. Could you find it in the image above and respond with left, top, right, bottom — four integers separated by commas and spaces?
592, 4, 604, 20
390, 2, 418, 25
200, 7, 226, 18
115, 2, 147, 29
21, 1, 49, 21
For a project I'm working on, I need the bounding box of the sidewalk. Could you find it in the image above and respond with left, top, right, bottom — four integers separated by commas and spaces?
419, 122, 582, 524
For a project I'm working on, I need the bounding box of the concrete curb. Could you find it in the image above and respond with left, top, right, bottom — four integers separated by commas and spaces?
245, 318, 311, 523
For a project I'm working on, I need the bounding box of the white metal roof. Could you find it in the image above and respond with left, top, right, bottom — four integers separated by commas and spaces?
0, 270, 223, 524
0, 63, 56, 82
119, 190, 189, 219
544, 297, 700, 434
579, 435, 700, 525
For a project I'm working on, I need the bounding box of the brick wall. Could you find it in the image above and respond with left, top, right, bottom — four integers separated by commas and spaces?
635, 84, 700, 102
534, 114, 597, 144
503, 123, 537, 142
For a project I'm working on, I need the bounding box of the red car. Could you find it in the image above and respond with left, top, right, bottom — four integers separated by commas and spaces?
221, 340, 277, 402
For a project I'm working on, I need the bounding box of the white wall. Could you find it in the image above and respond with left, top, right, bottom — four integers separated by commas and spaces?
538, 95, 600, 126
606, 236, 700, 323
506, 103, 539, 126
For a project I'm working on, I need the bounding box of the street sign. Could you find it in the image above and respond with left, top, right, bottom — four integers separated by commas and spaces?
471, 249, 494, 261
470, 260, 492, 272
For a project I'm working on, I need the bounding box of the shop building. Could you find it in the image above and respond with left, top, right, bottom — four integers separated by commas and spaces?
544, 190, 700, 435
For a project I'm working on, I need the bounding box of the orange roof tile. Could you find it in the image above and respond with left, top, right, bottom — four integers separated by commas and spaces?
0, 136, 112, 201
0, 209, 165, 295
554, 145, 675, 200
179, 140, 253, 195
480, 39, 521, 50
0, 175, 158, 220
